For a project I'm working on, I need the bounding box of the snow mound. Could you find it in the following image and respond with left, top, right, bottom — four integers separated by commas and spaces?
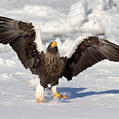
0, 0, 119, 43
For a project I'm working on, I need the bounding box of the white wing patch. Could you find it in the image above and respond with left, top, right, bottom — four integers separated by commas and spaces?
65, 36, 89, 58
34, 25, 44, 53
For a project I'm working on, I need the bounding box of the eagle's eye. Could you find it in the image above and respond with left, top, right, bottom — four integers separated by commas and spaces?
51, 41, 57, 47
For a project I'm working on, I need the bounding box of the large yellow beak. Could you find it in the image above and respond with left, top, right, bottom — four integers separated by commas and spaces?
51, 41, 57, 47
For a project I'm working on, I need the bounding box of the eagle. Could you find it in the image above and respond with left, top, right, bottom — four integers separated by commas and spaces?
0, 16, 119, 103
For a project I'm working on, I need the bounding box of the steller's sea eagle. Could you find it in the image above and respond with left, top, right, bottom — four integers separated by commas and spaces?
0, 16, 119, 103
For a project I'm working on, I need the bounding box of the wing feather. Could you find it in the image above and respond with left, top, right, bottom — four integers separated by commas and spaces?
0, 16, 44, 70
63, 36, 119, 80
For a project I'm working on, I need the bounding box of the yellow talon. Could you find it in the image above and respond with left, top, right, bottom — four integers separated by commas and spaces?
35, 97, 44, 103
55, 93, 67, 99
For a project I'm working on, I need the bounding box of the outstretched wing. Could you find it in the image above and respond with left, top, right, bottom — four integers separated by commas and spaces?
0, 16, 43, 69
63, 36, 119, 81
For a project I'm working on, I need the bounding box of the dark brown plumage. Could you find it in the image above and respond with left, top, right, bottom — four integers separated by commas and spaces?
0, 16, 65, 89
0, 16, 119, 103
63, 37, 119, 81
35, 45, 65, 88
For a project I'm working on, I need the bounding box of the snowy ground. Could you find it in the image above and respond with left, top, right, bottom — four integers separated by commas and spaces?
0, 0, 119, 119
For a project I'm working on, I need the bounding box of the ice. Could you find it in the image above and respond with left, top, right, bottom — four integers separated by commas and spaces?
0, 0, 119, 119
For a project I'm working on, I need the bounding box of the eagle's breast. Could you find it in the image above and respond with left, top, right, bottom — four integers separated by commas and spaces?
44, 53, 65, 78
38, 52, 65, 88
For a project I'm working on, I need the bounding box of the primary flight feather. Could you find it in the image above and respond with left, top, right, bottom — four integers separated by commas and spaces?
0, 16, 119, 103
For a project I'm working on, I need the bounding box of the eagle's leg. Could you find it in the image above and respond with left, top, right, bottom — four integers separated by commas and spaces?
51, 85, 67, 99
35, 81, 44, 103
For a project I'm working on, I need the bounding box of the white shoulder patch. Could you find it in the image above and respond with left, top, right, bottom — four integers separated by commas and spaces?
34, 25, 44, 53
65, 36, 88, 58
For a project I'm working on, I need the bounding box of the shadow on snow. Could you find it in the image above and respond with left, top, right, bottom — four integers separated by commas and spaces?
58, 87, 119, 100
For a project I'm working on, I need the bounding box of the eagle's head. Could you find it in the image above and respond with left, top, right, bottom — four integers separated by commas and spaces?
47, 41, 58, 54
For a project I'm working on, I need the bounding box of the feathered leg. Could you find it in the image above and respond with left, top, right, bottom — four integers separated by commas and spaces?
51, 85, 66, 99
35, 80, 44, 103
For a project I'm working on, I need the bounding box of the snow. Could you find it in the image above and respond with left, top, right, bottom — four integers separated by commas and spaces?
0, 0, 119, 119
